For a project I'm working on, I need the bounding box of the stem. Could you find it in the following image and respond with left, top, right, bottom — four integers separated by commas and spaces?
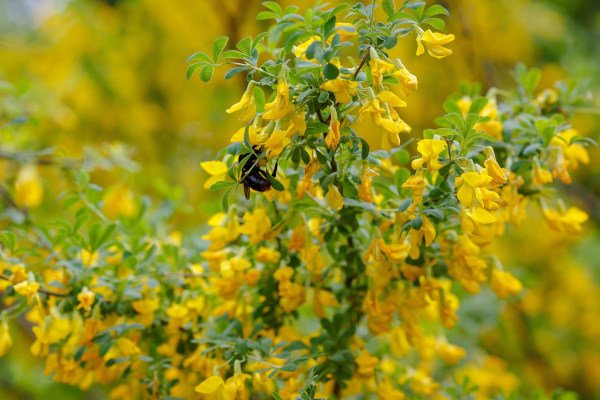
353, 49, 370, 81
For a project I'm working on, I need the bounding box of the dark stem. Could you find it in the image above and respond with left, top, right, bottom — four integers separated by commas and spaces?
353, 49, 370, 81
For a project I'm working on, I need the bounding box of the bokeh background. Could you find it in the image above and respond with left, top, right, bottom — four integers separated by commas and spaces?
0, 0, 599, 399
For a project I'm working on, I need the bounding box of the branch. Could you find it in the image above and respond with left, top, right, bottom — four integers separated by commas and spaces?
353, 49, 370, 81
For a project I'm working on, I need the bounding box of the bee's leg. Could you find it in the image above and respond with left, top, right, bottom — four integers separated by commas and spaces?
271, 162, 278, 177
243, 183, 251, 200
259, 169, 270, 180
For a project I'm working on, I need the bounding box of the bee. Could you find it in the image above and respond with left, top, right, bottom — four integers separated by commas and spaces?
239, 148, 278, 200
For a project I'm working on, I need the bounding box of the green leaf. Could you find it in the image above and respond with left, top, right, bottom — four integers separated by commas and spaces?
266, 173, 285, 191
423, 17, 445, 30
187, 52, 212, 63
199, 65, 214, 82
252, 32, 270, 51
464, 113, 486, 135
222, 186, 234, 212
254, 86, 266, 112
395, 149, 409, 164
423, 4, 449, 18
210, 181, 236, 191
76, 170, 90, 189
221, 50, 248, 59
283, 31, 312, 53
382, 0, 395, 16
224, 66, 251, 80
212, 36, 229, 61
436, 128, 458, 137
257, 11, 278, 20
273, 393, 285, 400
406, 1, 426, 10
88, 222, 102, 250
410, 216, 423, 230
422, 209, 444, 219
262, 1, 283, 17
323, 63, 340, 80
444, 113, 466, 136
359, 137, 369, 160
443, 100, 462, 114
469, 132, 498, 142
236, 36, 252, 55
0, 231, 16, 253
243, 125, 252, 150
468, 97, 489, 114
186, 63, 205, 80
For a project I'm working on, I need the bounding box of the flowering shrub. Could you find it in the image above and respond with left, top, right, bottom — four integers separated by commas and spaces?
0, 1, 595, 399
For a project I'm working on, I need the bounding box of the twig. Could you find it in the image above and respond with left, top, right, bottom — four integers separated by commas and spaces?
353, 49, 370, 81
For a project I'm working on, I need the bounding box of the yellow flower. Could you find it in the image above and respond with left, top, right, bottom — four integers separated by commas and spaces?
80, 248, 98, 267
200, 161, 228, 190
392, 65, 418, 96
321, 78, 358, 104
264, 77, 293, 120
532, 162, 553, 187
484, 157, 508, 187
416, 29, 455, 59
378, 116, 411, 148
294, 36, 320, 58
239, 208, 272, 245
325, 185, 344, 211
312, 289, 339, 318
230, 123, 269, 145
8, 264, 28, 285
369, 58, 395, 87
355, 350, 379, 377
358, 168, 379, 203
255, 247, 281, 263
408, 215, 436, 259
359, 98, 385, 124
0, 320, 12, 357
542, 205, 588, 234
226, 82, 256, 123
377, 90, 407, 110
77, 287, 95, 311
195, 375, 226, 396
456, 171, 493, 207
301, 242, 324, 273
490, 269, 523, 299
287, 225, 306, 252
102, 186, 137, 219
334, 22, 357, 42
15, 165, 44, 208
325, 117, 341, 150
551, 129, 590, 170
437, 342, 466, 365
402, 172, 426, 208
264, 127, 291, 159
377, 378, 405, 400
411, 139, 446, 171
14, 281, 40, 298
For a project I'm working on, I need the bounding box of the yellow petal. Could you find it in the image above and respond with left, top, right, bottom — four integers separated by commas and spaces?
195, 376, 225, 394
200, 161, 228, 176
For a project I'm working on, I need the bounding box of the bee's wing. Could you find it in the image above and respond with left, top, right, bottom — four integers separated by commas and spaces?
244, 183, 251, 200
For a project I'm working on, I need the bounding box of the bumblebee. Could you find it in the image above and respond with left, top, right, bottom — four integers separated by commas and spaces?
239, 148, 278, 200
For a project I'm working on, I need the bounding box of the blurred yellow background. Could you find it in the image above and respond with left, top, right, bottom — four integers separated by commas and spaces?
1, 0, 599, 398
